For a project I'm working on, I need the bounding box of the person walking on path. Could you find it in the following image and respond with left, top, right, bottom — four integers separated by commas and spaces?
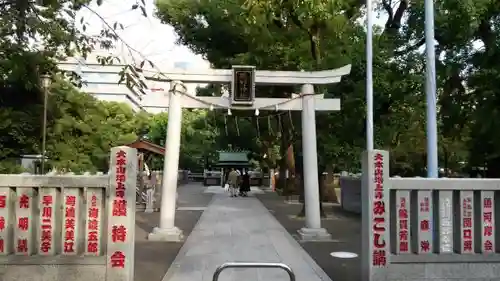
222, 168, 229, 188
239, 170, 251, 197
227, 168, 239, 197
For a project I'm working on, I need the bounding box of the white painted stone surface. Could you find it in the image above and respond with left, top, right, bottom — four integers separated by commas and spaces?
0, 175, 108, 188
62, 187, 81, 255
395, 190, 410, 254
385, 177, 500, 280
139, 65, 351, 85
38, 187, 58, 255
148, 83, 184, 242
365, 164, 500, 280
300, 84, 322, 231
0, 146, 137, 281
438, 191, 453, 253
416, 190, 433, 254
15, 188, 35, 255
481, 191, 495, 253
85, 188, 104, 256
459, 190, 474, 254
360, 150, 390, 281
0, 187, 13, 255
106, 146, 137, 281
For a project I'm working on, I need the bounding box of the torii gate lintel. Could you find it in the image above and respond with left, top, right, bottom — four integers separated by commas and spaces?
144, 94, 341, 111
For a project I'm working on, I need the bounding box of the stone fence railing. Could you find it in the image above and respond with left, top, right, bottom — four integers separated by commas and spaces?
389, 177, 498, 257
360, 150, 500, 281
145, 170, 190, 188
0, 146, 137, 281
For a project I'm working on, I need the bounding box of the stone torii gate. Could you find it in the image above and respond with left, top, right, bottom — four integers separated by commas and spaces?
143, 65, 351, 241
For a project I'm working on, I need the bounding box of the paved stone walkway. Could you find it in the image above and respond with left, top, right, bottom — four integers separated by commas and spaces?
135, 183, 213, 281
162, 189, 332, 281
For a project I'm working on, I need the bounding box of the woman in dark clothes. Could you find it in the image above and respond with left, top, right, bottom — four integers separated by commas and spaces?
240, 170, 251, 196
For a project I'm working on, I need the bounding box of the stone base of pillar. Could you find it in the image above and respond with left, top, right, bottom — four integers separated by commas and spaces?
297, 227, 332, 241
148, 226, 184, 242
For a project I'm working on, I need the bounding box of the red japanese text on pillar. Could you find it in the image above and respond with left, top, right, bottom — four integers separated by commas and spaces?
40, 195, 53, 253
372, 153, 387, 267
462, 197, 473, 252
0, 194, 6, 253
113, 150, 127, 217
64, 195, 77, 253
17, 194, 30, 253
398, 197, 409, 253
419, 196, 431, 252
483, 197, 494, 252
87, 194, 101, 254
110, 149, 129, 268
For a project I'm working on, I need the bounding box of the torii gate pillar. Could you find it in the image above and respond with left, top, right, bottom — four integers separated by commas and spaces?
298, 83, 328, 239
148, 82, 185, 241
143, 65, 351, 241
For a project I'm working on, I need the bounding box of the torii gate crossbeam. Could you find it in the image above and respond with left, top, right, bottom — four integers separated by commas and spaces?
139, 65, 350, 85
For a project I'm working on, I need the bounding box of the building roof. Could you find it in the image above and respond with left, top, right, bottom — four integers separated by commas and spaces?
213, 150, 251, 168
126, 139, 165, 155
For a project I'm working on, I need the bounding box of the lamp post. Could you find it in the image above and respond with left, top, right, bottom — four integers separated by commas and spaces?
424, 0, 438, 178
366, 0, 374, 151
40, 74, 52, 175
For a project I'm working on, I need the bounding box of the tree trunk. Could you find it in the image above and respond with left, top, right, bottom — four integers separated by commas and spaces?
298, 174, 306, 217
278, 159, 288, 193
443, 148, 449, 177
295, 140, 306, 217
278, 116, 291, 194
277, 123, 288, 193
297, 169, 326, 218
486, 157, 500, 178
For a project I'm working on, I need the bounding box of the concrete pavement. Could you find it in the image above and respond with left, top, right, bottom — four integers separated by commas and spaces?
257, 191, 362, 281
134, 183, 213, 281
161, 188, 332, 281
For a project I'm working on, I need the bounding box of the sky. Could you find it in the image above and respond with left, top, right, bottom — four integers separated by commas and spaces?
77, 0, 388, 72
76, 0, 210, 71
74, 0, 392, 110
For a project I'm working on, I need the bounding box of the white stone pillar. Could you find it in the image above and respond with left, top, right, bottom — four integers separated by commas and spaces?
361, 150, 390, 281
297, 84, 331, 241
106, 146, 137, 281
148, 81, 185, 242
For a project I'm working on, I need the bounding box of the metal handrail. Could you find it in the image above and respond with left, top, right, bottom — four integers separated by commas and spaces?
212, 262, 296, 281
